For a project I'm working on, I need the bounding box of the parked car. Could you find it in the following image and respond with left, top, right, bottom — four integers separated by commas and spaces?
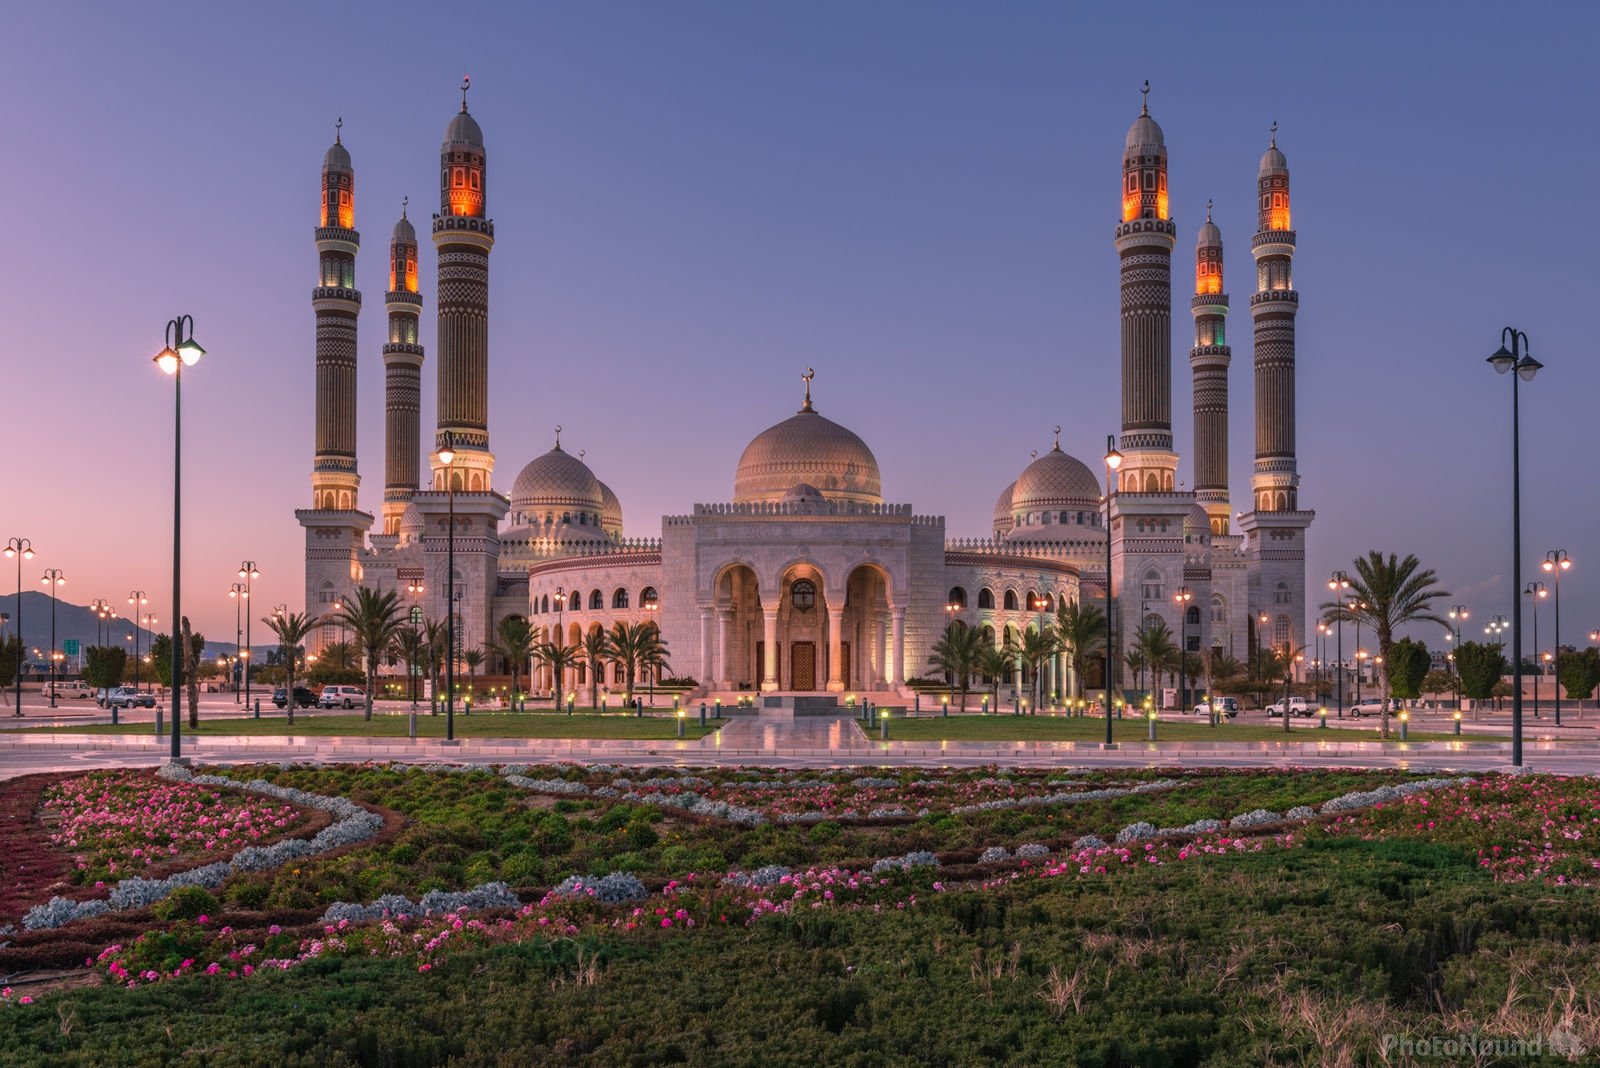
43, 680, 95, 700
273, 687, 318, 709
1193, 697, 1240, 719
105, 686, 156, 709
1348, 699, 1389, 718
1265, 697, 1313, 718
318, 685, 366, 709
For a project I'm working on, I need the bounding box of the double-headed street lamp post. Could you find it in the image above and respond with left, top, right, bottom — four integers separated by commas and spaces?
406, 579, 425, 708
436, 433, 458, 742
1328, 571, 1351, 717
1346, 597, 1367, 704
237, 562, 259, 705
1525, 582, 1546, 719
1447, 605, 1469, 713
90, 599, 113, 647
40, 569, 64, 707
4, 539, 33, 716
1173, 587, 1192, 707
229, 582, 247, 701
1488, 327, 1541, 766
154, 314, 207, 761
1103, 436, 1123, 743
128, 592, 149, 693
1542, 550, 1571, 726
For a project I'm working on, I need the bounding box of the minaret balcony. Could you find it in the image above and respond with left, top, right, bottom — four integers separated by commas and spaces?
1250, 230, 1296, 251
433, 215, 496, 239
312, 286, 362, 305
1249, 289, 1299, 307
385, 290, 424, 308
1191, 294, 1230, 313
314, 226, 361, 249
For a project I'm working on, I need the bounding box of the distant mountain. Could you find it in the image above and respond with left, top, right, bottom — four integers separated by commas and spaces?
0, 591, 268, 668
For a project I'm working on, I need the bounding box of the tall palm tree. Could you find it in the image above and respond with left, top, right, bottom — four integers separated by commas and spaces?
537, 640, 583, 709
462, 647, 485, 676
1134, 621, 1178, 706
976, 640, 1012, 711
927, 621, 987, 713
607, 621, 669, 705
320, 640, 358, 672
421, 618, 447, 715
1018, 625, 1059, 712
1320, 551, 1450, 738
333, 586, 407, 721
1123, 648, 1147, 699
581, 626, 612, 710
389, 628, 427, 706
492, 616, 536, 703
1055, 599, 1106, 703
262, 610, 320, 727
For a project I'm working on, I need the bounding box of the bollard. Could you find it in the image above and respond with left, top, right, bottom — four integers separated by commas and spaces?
1318, 708, 1328, 729
699, 703, 707, 727
409, 711, 417, 739
1147, 712, 1157, 742
879, 710, 889, 741
677, 711, 686, 738
1399, 712, 1409, 742
914, 693, 921, 715
254, 698, 261, 719
635, 698, 643, 718
155, 705, 163, 737
568, 696, 575, 716
980, 696, 987, 716
1453, 711, 1462, 736
1012, 696, 1019, 717
942, 696, 949, 718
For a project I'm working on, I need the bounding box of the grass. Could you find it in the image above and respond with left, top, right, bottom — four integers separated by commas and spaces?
869, 713, 1501, 743
23, 712, 726, 740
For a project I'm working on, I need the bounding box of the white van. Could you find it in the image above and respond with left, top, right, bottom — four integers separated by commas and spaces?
43, 680, 95, 700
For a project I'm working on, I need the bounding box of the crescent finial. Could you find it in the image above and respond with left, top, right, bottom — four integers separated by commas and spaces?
1270, 120, 1277, 148
1140, 80, 1150, 116
334, 116, 343, 144
461, 74, 471, 112
553, 425, 563, 449
801, 367, 816, 412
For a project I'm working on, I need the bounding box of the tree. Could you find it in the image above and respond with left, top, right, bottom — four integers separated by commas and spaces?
926, 621, 987, 713
333, 587, 407, 721
1017, 625, 1058, 712
581, 627, 612, 710
1054, 599, 1106, 702
319, 640, 359, 672
492, 617, 536, 702
149, 630, 204, 694
180, 617, 203, 728
537, 641, 583, 708
1133, 621, 1177, 706
389, 628, 427, 705
976, 640, 1012, 711
262, 611, 320, 726
0, 635, 19, 702
82, 645, 127, 691
607, 621, 669, 705
1558, 647, 1600, 703
462, 647, 485, 678
1387, 638, 1431, 709
421, 619, 448, 715
1421, 670, 1456, 698
1319, 551, 1450, 707
1456, 640, 1507, 712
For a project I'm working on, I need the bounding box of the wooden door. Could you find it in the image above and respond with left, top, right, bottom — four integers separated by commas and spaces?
791, 642, 816, 691
840, 642, 851, 690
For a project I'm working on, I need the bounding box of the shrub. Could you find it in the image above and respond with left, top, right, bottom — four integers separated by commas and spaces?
500, 852, 545, 887
152, 886, 219, 922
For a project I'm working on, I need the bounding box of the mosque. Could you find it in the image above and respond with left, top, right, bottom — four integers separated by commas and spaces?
295, 83, 1311, 702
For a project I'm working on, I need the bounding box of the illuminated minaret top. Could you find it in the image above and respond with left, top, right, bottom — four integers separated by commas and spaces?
1250, 123, 1299, 512
431, 77, 496, 491
1190, 202, 1231, 533
311, 119, 362, 511
1115, 82, 1178, 493
381, 200, 424, 533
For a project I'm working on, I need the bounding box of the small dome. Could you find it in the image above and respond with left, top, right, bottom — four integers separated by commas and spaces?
597, 479, 623, 536
510, 444, 603, 518
1197, 218, 1221, 248
392, 214, 416, 244
1012, 445, 1102, 513
445, 109, 483, 147
1184, 504, 1210, 534
1259, 144, 1288, 176
323, 140, 352, 174
780, 482, 827, 505
993, 480, 1017, 531
734, 408, 882, 506
1125, 113, 1165, 153
398, 502, 424, 538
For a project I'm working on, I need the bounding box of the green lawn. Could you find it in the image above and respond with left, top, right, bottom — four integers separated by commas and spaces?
869, 713, 1500, 743
26, 712, 726, 740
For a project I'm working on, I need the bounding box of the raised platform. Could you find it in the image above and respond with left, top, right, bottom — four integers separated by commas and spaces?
762, 694, 846, 717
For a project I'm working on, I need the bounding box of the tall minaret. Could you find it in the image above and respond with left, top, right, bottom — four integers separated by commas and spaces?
1190, 202, 1231, 534
1250, 123, 1298, 512
311, 120, 362, 511
382, 200, 424, 533
1115, 83, 1178, 494
431, 78, 495, 492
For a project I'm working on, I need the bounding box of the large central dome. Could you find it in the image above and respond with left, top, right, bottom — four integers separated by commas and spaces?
733, 399, 882, 506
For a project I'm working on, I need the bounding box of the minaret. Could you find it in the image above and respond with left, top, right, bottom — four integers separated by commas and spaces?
1115, 82, 1178, 494
431, 78, 495, 492
1251, 123, 1298, 512
382, 200, 424, 534
311, 120, 361, 511
1190, 202, 1231, 534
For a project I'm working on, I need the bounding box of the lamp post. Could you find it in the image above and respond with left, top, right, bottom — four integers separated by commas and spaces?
1525, 581, 1546, 720
1447, 605, 1468, 715
237, 562, 259, 705
1542, 550, 1570, 726
1488, 327, 1541, 765
1347, 598, 1367, 705
1103, 435, 1122, 744
229, 582, 247, 702
128, 592, 149, 694
1173, 586, 1192, 708
406, 579, 425, 708
1327, 571, 1350, 717
90, 599, 113, 647
40, 569, 64, 707
433, 433, 459, 740
154, 314, 207, 761
4, 539, 33, 716
643, 596, 659, 707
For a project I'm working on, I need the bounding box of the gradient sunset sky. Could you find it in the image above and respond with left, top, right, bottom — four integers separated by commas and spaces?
1, 2, 1594, 649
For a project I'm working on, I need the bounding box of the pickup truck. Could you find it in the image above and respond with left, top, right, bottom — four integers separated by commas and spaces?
1265, 697, 1313, 718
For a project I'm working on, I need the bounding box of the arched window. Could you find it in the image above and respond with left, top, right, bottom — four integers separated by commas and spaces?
1025, 590, 1039, 612
1141, 570, 1164, 602
1185, 605, 1201, 626
977, 588, 995, 610
1274, 581, 1291, 606
1275, 615, 1291, 651
612, 588, 629, 610
1043, 594, 1055, 612
590, 590, 603, 610
947, 586, 967, 609
567, 591, 581, 615
541, 594, 550, 613
640, 586, 658, 608
1210, 595, 1225, 625
791, 580, 816, 612
1003, 589, 1018, 611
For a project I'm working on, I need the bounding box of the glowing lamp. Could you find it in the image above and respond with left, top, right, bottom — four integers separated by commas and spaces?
154, 346, 180, 375
437, 443, 456, 466
177, 337, 205, 366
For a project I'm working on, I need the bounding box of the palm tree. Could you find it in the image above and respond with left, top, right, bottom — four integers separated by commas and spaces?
537, 640, 583, 709
1134, 621, 1178, 706
1123, 649, 1147, 701
976, 640, 1012, 711
607, 621, 669, 705
1320, 551, 1450, 738
463, 647, 485, 676
389, 628, 427, 706
421, 619, 447, 715
1018, 625, 1059, 713
262, 610, 320, 727
581, 627, 612, 710
927, 621, 987, 713
320, 640, 358, 672
1055, 599, 1106, 703
492, 616, 536, 704
332, 586, 407, 721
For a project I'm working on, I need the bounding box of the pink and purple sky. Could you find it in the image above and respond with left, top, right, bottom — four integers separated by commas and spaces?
0, 2, 1593, 649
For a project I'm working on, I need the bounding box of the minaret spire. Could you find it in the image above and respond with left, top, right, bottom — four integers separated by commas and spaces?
1191, 207, 1231, 534
380, 197, 424, 534
1251, 125, 1298, 511
310, 122, 361, 512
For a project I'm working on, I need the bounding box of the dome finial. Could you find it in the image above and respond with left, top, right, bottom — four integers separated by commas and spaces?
1030, 449, 1038, 460
334, 115, 343, 144
579, 449, 586, 461
1140, 80, 1150, 117
1052, 425, 1062, 451
553, 424, 563, 450
460, 74, 471, 113
401, 194, 408, 220
1270, 120, 1277, 148
800, 367, 816, 413
1206, 198, 1213, 222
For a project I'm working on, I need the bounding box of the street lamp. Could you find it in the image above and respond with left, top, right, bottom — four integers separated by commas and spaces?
1346, 598, 1368, 704
4, 539, 34, 716
643, 595, 659, 706
1447, 605, 1469, 714
127, 592, 149, 694
155, 313, 207, 761
1525, 581, 1546, 719
406, 578, 425, 708
1542, 550, 1571, 726
1327, 571, 1351, 717
89, 599, 113, 647
237, 562, 259, 705
1103, 434, 1122, 745
436, 432, 458, 742
40, 569, 64, 707
1488, 326, 1541, 765
1173, 586, 1192, 707
229, 582, 247, 702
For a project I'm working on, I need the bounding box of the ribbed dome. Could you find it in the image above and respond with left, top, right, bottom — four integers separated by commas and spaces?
324, 140, 352, 173
1125, 113, 1164, 153
1184, 504, 1210, 535
1259, 144, 1287, 176
993, 480, 1017, 530
510, 445, 603, 517
1197, 218, 1222, 248
398, 502, 424, 540
1012, 445, 1102, 511
733, 408, 882, 506
597, 479, 623, 535
445, 109, 483, 147
393, 214, 416, 244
